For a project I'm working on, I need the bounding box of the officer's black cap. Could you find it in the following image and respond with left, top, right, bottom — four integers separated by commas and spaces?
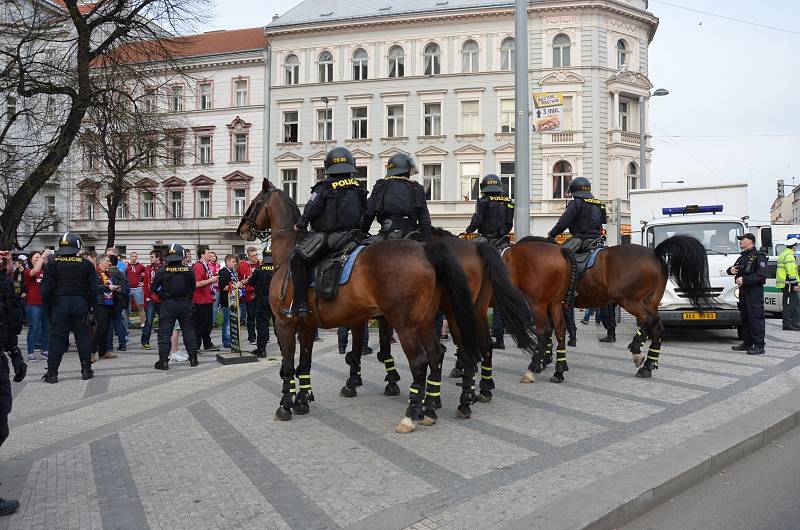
737, 233, 756, 243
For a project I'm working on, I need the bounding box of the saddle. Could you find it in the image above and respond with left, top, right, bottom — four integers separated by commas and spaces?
312, 229, 364, 300
473, 234, 511, 251
566, 237, 606, 279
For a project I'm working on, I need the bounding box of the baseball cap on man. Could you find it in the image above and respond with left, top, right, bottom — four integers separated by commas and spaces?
17, 254, 27, 262
737, 233, 756, 243
786, 238, 799, 247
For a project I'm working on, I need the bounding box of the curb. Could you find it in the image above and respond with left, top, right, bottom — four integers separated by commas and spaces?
503, 388, 800, 530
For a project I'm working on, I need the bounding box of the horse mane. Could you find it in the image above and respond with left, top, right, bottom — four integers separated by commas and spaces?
431, 227, 457, 238
517, 236, 555, 244
269, 185, 301, 220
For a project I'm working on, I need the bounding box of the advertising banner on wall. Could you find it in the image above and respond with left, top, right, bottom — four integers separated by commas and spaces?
532, 92, 564, 133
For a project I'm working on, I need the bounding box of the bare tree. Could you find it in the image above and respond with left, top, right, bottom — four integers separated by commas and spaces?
0, 0, 210, 249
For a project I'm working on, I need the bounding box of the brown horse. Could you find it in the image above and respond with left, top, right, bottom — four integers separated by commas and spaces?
238, 179, 482, 433
508, 235, 711, 382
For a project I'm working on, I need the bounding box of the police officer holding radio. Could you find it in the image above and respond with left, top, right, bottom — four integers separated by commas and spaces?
360, 153, 432, 240
728, 233, 767, 355
249, 248, 275, 357
152, 244, 199, 369
40, 233, 98, 383
285, 147, 367, 317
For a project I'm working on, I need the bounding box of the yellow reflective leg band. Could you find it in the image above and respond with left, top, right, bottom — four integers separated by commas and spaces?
409, 387, 420, 394
648, 349, 661, 353
647, 356, 659, 361
426, 391, 441, 397
480, 365, 492, 372
383, 359, 397, 372
426, 379, 441, 386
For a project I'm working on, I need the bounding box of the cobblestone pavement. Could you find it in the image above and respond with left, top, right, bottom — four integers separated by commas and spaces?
2, 318, 800, 530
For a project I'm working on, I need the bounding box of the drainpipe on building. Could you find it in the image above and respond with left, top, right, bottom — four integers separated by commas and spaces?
263, 40, 272, 182
514, 0, 531, 238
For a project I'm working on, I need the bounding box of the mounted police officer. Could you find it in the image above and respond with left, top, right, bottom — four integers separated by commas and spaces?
728, 233, 767, 355
360, 153, 432, 241
40, 233, 98, 383
285, 147, 367, 317
465, 174, 514, 245
152, 244, 199, 369
249, 248, 275, 357
547, 177, 607, 253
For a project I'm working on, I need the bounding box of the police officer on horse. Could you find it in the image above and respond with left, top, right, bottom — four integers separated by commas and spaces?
465, 174, 514, 246
547, 177, 606, 253
285, 147, 367, 317
360, 153, 432, 241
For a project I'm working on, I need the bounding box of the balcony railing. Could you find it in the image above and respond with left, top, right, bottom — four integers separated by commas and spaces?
608, 130, 645, 147
542, 130, 583, 145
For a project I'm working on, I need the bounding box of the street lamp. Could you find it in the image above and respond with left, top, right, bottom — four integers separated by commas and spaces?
641, 88, 669, 188
660, 180, 685, 187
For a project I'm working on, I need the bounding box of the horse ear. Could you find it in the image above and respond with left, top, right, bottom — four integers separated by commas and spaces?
262, 178, 271, 192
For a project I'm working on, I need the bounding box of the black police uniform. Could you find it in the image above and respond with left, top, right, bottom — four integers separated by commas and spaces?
289, 175, 367, 314
250, 254, 275, 356
1, 267, 26, 447
40, 252, 98, 382
152, 259, 198, 368
728, 247, 767, 352
548, 195, 607, 253
360, 177, 432, 240
466, 195, 515, 240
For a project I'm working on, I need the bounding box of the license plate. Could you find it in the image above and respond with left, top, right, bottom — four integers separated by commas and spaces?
682, 312, 717, 320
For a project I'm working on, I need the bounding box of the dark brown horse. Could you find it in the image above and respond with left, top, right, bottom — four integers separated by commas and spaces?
506, 235, 711, 381
238, 180, 482, 433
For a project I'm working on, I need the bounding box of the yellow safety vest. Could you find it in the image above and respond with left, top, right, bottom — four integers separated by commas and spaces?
776, 248, 798, 289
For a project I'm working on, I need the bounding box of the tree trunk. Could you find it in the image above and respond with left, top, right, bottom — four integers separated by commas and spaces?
105, 193, 122, 250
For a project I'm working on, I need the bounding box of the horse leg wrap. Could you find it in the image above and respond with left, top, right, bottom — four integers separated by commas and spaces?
425, 377, 442, 411
645, 349, 660, 370
381, 355, 401, 383
460, 375, 477, 406
405, 383, 425, 421
479, 364, 495, 392
280, 379, 296, 410
294, 375, 311, 415
555, 350, 569, 373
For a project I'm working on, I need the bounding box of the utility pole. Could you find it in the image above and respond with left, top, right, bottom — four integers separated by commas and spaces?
514, 0, 530, 238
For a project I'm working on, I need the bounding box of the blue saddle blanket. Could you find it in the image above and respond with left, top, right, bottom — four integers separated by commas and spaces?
586, 247, 604, 270
340, 245, 366, 284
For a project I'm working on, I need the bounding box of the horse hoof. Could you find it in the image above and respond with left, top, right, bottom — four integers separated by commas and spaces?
449, 367, 464, 378
384, 382, 400, 396
416, 416, 436, 427
550, 373, 565, 384
520, 371, 535, 384
478, 392, 492, 403
454, 405, 472, 420
340, 386, 357, 398
396, 417, 416, 433
274, 407, 292, 421
636, 367, 652, 379
293, 402, 310, 415
632, 354, 645, 368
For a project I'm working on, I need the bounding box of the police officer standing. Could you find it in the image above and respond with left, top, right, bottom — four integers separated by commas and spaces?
360, 153, 432, 240
285, 147, 367, 317
728, 233, 767, 355
40, 233, 98, 383
777, 238, 800, 331
249, 248, 275, 357
152, 244, 199, 369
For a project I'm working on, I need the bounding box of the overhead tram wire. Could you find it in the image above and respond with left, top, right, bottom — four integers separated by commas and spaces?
650, 0, 800, 36
654, 134, 800, 139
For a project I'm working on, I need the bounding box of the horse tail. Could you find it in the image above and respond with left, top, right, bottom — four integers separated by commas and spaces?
475, 243, 538, 357
424, 241, 481, 367
654, 235, 713, 310
561, 247, 578, 304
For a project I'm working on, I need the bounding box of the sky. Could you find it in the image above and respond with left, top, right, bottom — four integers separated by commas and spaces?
203, 0, 800, 219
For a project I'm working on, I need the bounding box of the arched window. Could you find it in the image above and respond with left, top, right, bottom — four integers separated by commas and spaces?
388, 45, 404, 78
617, 39, 627, 68
500, 37, 515, 71
352, 48, 368, 80
424, 42, 441, 76
552, 160, 573, 199
553, 34, 571, 68
318, 51, 334, 83
284, 54, 299, 85
627, 161, 638, 197
462, 39, 479, 73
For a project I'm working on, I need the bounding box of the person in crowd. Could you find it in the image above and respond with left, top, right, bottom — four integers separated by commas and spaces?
208, 251, 221, 328
192, 247, 219, 353
218, 254, 241, 349
126, 251, 146, 329
94, 255, 120, 361
237, 246, 259, 344
777, 238, 800, 331
104, 247, 128, 351
728, 233, 767, 355
337, 324, 370, 356
23, 251, 49, 361
153, 244, 199, 369
598, 304, 617, 343
580, 307, 602, 325
249, 248, 275, 357
13, 256, 26, 325
141, 249, 163, 350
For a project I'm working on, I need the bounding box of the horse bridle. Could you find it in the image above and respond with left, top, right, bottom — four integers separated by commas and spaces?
245, 189, 273, 242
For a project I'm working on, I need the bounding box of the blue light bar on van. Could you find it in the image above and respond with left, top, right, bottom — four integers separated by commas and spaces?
662, 205, 724, 216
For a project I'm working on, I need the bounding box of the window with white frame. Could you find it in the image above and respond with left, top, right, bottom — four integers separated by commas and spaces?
116, 201, 129, 220
315, 167, 326, 180
142, 191, 155, 219
283, 110, 298, 143
563, 95, 574, 130
424, 43, 441, 75
198, 135, 212, 164
352, 48, 368, 80
233, 189, 246, 217
281, 168, 298, 201
553, 34, 571, 68
462, 40, 479, 73
171, 136, 184, 166
45, 95, 55, 121
198, 82, 212, 110
619, 101, 629, 131
423, 102, 441, 136
318, 51, 334, 83
83, 195, 95, 220
552, 160, 573, 199
627, 161, 638, 197
423, 163, 442, 201
284, 54, 300, 85
460, 162, 481, 200
197, 189, 211, 218
144, 140, 157, 167
386, 104, 404, 138
169, 190, 183, 219
169, 85, 184, 112
617, 39, 627, 68
388, 45, 405, 78
500, 99, 515, 133
143, 88, 156, 113
354, 166, 368, 189
232, 133, 248, 162
45, 195, 55, 213
5, 95, 17, 121
351, 106, 368, 139
500, 37, 515, 71
316, 108, 332, 141
84, 145, 98, 170
234, 79, 248, 106
460, 100, 480, 134
500, 162, 515, 199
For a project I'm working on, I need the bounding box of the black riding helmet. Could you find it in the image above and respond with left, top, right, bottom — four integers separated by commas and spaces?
386, 153, 418, 177
56, 232, 83, 256
262, 247, 273, 264
324, 147, 356, 176
480, 174, 504, 195
165, 243, 187, 263
568, 177, 592, 199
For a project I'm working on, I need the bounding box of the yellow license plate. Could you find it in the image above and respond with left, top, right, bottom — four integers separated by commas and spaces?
682, 312, 717, 320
